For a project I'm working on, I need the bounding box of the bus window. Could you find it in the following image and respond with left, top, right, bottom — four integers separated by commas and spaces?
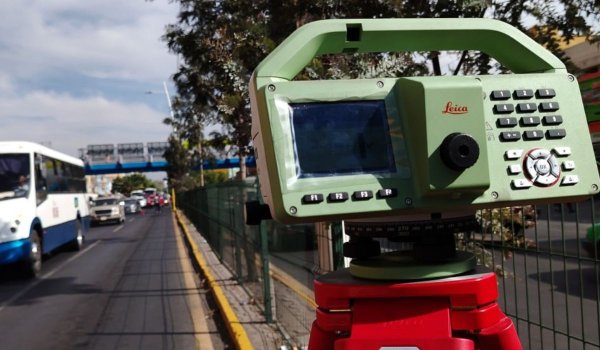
0, 153, 31, 200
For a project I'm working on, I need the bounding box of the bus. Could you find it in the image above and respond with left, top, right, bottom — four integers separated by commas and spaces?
0, 141, 90, 277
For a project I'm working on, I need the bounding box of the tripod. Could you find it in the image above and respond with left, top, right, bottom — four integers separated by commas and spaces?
307, 220, 523, 350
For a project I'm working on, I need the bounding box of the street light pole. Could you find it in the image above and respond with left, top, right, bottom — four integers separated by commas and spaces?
163, 81, 175, 120
146, 82, 205, 187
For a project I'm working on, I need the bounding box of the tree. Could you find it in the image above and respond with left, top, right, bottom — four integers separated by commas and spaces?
111, 174, 155, 196
162, 0, 599, 185
163, 134, 191, 192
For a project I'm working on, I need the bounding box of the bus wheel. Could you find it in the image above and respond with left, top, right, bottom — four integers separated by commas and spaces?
69, 220, 84, 251
21, 231, 42, 278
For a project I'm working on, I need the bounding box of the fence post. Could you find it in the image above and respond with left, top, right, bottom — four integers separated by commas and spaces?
254, 179, 273, 323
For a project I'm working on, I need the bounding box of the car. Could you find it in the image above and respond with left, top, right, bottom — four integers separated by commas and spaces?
130, 190, 147, 207
90, 197, 125, 225
124, 198, 141, 214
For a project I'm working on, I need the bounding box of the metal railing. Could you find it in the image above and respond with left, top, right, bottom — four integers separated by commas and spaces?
177, 180, 600, 350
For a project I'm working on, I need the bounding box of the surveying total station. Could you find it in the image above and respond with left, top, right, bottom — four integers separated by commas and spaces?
248, 18, 600, 350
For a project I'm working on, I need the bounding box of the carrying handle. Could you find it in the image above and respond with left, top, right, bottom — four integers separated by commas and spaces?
254, 18, 565, 83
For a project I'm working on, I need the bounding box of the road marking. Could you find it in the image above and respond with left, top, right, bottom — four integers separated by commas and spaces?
0, 240, 101, 314
112, 225, 124, 233
128, 218, 135, 222
172, 214, 215, 349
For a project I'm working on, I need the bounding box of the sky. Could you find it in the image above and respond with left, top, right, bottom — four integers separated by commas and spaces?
0, 0, 180, 159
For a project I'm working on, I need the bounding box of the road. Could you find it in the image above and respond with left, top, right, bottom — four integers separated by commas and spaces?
0, 208, 229, 350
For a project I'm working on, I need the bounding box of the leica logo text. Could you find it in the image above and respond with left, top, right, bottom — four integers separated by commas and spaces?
442, 102, 468, 115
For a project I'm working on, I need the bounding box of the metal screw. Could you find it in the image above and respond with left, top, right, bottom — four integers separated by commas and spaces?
568, 75, 575, 82
268, 84, 276, 91
491, 191, 499, 199
593, 184, 599, 192
289, 206, 297, 215
404, 197, 413, 206
376, 81, 384, 88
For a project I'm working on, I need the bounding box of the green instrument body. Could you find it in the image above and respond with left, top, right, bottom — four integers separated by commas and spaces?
250, 18, 600, 224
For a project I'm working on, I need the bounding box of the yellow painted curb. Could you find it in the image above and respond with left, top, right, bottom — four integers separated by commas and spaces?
173, 210, 254, 350
269, 263, 317, 309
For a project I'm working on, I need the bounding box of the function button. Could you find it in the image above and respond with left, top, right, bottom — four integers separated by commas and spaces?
491, 90, 511, 100
377, 188, 397, 199
561, 175, 579, 185
493, 104, 514, 114
520, 116, 540, 126
546, 129, 566, 139
563, 160, 576, 170
517, 103, 537, 113
525, 157, 537, 178
501, 131, 521, 141
523, 130, 544, 140
536, 89, 556, 98
328, 192, 348, 202
539, 102, 559, 112
353, 190, 373, 201
497, 117, 518, 127
542, 115, 563, 125
512, 179, 533, 189
535, 174, 559, 186
548, 156, 560, 176
553, 146, 571, 156
302, 193, 324, 204
513, 89, 534, 99
505, 149, 523, 160
534, 159, 551, 175
528, 148, 551, 159
508, 164, 522, 175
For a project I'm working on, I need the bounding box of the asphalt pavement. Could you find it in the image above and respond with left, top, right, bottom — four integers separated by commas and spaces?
0, 208, 228, 350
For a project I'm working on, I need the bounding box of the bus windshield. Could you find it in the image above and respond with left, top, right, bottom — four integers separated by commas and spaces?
0, 153, 31, 200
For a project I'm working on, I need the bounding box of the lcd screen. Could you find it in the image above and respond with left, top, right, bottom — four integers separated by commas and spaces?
290, 101, 396, 178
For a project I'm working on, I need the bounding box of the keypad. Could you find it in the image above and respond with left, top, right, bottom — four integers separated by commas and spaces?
493, 88, 579, 190
492, 88, 564, 142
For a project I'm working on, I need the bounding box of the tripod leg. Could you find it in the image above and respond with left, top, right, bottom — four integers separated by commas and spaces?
308, 320, 337, 350
477, 316, 522, 350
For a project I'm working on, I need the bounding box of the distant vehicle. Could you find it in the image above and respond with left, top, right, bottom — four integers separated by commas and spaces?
0, 141, 90, 277
144, 187, 157, 197
123, 198, 141, 214
129, 189, 147, 207
90, 197, 125, 225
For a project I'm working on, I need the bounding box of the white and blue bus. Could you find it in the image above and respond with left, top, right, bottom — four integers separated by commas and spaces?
0, 142, 90, 277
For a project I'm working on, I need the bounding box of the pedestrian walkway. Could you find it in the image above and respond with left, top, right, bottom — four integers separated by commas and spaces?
174, 210, 284, 349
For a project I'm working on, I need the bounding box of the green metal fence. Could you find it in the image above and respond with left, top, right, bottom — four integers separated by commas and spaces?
177, 180, 600, 349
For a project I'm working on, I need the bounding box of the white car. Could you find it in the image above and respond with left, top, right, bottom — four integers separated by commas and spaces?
130, 190, 147, 207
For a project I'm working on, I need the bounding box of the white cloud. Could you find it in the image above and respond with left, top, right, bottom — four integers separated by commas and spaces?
0, 0, 178, 82
0, 91, 171, 156
0, 0, 179, 158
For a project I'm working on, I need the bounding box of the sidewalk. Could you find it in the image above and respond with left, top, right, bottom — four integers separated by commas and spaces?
174, 210, 284, 349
